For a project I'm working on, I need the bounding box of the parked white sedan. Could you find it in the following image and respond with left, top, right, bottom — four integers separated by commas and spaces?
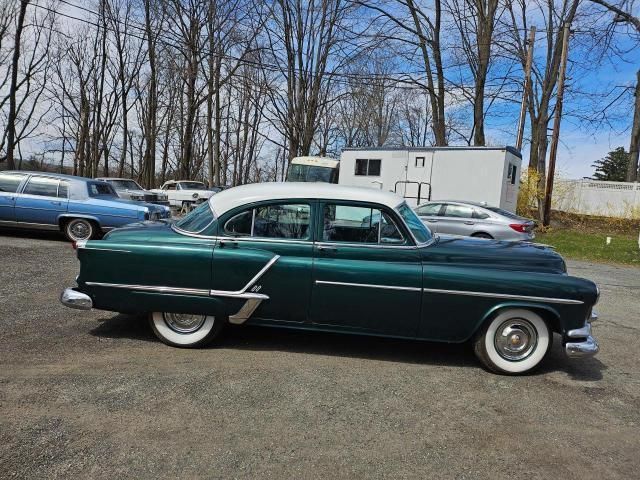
150, 180, 217, 210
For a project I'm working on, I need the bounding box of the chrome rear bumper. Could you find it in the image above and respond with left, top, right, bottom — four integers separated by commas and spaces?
60, 288, 93, 310
565, 312, 599, 358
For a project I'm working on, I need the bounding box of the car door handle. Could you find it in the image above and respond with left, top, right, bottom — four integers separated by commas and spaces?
464, 221, 475, 225
317, 245, 337, 252
50, 201, 62, 206
219, 239, 238, 248
426, 219, 438, 223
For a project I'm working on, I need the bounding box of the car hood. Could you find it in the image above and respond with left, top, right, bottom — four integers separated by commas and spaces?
424, 235, 566, 274
89, 196, 167, 211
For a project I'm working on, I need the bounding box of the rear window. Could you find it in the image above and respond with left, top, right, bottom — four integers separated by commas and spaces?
486, 207, 523, 220
88, 182, 116, 196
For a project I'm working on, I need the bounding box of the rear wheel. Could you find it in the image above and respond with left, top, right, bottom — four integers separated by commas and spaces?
473, 309, 551, 375
63, 218, 98, 242
149, 312, 224, 348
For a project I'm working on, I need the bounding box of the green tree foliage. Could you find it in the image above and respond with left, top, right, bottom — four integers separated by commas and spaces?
591, 147, 630, 181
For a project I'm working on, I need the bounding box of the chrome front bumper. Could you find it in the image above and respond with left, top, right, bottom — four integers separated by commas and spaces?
565, 311, 599, 358
60, 288, 93, 310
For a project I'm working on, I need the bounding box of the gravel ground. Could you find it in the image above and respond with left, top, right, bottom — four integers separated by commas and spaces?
1, 230, 639, 479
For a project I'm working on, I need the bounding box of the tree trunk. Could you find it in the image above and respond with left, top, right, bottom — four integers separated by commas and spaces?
6, 0, 29, 169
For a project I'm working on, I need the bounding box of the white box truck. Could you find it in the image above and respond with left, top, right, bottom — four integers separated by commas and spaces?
286, 147, 522, 212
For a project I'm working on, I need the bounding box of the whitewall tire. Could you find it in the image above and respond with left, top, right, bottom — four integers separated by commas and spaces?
150, 312, 223, 348
474, 309, 551, 375
64, 218, 96, 242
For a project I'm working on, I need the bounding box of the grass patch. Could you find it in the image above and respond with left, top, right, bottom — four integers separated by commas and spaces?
536, 229, 640, 266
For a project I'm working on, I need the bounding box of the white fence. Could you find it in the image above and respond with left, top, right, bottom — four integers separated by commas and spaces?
552, 180, 640, 218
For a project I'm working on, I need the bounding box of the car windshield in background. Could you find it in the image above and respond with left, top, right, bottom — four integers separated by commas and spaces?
174, 201, 215, 233
179, 182, 206, 190
397, 203, 432, 243
109, 179, 142, 190
88, 182, 117, 197
287, 164, 334, 182
486, 206, 524, 220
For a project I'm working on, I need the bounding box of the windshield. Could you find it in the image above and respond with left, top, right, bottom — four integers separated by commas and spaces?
174, 201, 215, 233
88, 182, 117, 197
108, 179, 142, 190
287, 164, 336, 183
179, 181, 206, 190
397, 202, 432, 243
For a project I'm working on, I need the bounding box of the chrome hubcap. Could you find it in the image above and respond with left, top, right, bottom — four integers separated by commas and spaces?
163, 313, 207, 334
494, 318, 538, 361
70, 221, 90, 240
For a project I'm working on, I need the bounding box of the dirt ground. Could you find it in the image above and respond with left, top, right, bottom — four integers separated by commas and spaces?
1, 230, 639, 479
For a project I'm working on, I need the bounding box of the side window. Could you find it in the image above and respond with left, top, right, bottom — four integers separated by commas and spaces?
253, 204, 310, 239
323, 204, 379, 243
224, 210, 253, 236
0, 173, 27, 193
58, 181, 69, 198
354, 159, 381, 176
23, 176, 59, 197
322, 204, 405, 244
415, 203, 442, 216
443, 204, 474, 218
224, 204, 311, 239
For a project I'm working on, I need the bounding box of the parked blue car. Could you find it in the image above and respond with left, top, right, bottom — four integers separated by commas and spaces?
0, 171, 171, 241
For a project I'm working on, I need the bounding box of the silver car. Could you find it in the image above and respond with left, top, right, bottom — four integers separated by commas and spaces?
96, 178, 170, 206
415, 200, 535, 241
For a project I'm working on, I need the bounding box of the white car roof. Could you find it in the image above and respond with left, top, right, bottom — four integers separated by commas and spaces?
209, 182, 405, 217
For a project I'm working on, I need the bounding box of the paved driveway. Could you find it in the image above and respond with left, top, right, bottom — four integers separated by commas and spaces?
1, 231, 638, 479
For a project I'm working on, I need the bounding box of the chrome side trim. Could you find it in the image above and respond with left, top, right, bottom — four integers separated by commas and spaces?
422, 287, 584, 305
84, 256, 280, 299
60, 288, 93, 310
85, 282, 210, 297
82, 247, 132, 253
210, 255, 281, 296
228, 296, 267, 325
315, 280, 422, 292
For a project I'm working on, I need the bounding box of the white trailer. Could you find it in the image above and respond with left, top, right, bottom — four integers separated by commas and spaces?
338, 147, 522, 212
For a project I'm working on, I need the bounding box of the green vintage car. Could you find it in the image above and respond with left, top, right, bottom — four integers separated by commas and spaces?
61, 183, 599, 374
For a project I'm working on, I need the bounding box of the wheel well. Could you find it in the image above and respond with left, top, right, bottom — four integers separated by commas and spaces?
58, 217, 100, 231
479, 305, 562, 336
471, 231, 493, 239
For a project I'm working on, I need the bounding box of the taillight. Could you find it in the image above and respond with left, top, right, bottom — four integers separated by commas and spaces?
72, 241, 77, 250
509, 223, 528, 233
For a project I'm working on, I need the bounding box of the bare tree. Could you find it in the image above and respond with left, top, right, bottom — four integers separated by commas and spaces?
360, 0, 448, 145
266, 0, 355, 161
588, 0, 640, 181
446, 0, 500, 145
505, 0, 581, 219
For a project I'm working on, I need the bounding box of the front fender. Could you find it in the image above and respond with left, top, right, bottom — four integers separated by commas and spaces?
478, 301, 562, 336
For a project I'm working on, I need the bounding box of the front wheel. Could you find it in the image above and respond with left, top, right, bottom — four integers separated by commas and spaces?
473, 309, 552, 375
149, 312, 224, 348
